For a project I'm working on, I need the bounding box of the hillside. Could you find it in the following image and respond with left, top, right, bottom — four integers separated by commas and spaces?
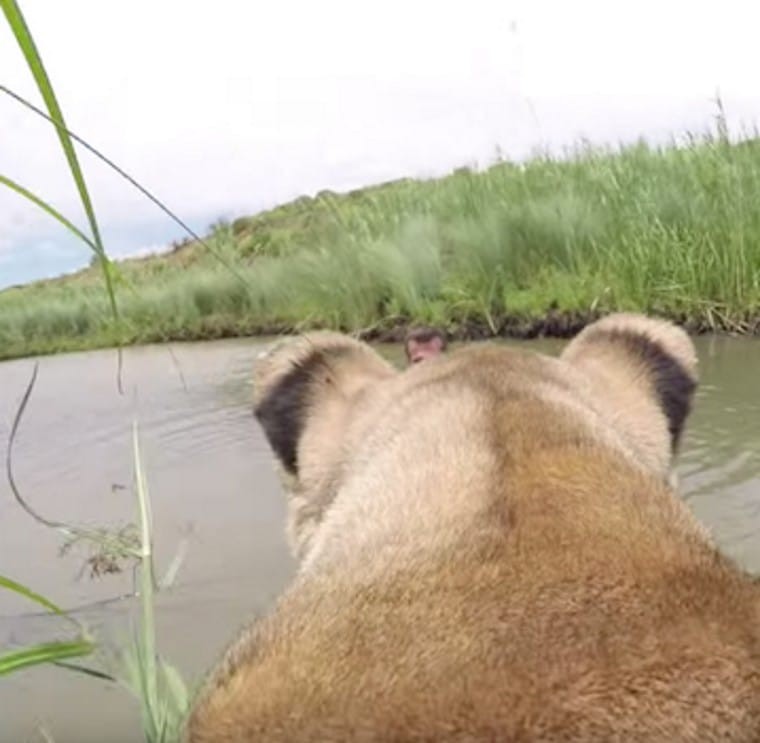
2, 134, 760, 361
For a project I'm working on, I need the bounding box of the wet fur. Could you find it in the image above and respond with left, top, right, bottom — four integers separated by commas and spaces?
185, 315, 760, 742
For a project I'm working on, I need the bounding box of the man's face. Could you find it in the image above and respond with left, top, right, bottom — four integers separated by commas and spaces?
406, 334, 445, 364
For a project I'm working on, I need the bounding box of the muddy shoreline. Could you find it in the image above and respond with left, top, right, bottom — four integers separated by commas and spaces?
2, 310, 758, 365
326, 310, 759, 343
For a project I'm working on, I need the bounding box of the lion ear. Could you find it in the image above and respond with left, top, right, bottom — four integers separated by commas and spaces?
560, 314, 698, 471
254, 350, 327, 475
253, 333, 396, 476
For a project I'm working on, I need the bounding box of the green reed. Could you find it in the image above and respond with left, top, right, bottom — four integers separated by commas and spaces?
1, 2, 191, 740
3, 127, 760, 359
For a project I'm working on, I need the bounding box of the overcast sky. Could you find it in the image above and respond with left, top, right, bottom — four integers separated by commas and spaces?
2, 0, 760, 288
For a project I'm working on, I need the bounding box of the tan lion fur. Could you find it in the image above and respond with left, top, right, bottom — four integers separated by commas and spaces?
184, 314, 760, 742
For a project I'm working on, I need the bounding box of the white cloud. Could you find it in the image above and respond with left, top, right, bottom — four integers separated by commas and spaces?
1, 0, 760, 284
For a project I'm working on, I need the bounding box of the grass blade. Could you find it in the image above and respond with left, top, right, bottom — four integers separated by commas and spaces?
0, 83, 252, 290
0, 578, 96, 677
51, 660, 117, 682
161, 661, 190, 717
5, 362, 67, 531
0, 574, 67, 616
0, 173, 98, 251
158, 536, 189, 590
131, 421, 160, 739
0, 640, 94, 676
0, 574, 88, 634
0, 0, 118, 321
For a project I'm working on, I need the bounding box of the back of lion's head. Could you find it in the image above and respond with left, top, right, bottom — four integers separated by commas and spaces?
183, 314, 760, 743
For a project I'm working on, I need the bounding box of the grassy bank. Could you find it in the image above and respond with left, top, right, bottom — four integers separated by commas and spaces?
3, 133, 760, 360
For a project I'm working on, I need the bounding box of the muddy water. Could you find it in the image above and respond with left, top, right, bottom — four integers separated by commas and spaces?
1, 335, 759, 742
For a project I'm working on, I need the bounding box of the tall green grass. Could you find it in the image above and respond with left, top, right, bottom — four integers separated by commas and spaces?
1, 0, 119, 320
2, 2, 190, 741
112, 423, 189, 743
3, 425, 189, 741
3, 131, 760, 359
5, 367, 189, 741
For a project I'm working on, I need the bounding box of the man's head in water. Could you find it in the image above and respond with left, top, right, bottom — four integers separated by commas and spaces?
404, 327, 447, 365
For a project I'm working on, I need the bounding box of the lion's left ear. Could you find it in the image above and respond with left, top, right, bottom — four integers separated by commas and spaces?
253, 333, 399, 560
253, 332, 397, 477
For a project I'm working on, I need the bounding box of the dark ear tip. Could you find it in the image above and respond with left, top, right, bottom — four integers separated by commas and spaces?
253, 332, 397, 476
252, 331, 368, 407
571, 315, 698, 450
647, 347, 696, 451
572, 314, 699, 380
254, 351, 327, 475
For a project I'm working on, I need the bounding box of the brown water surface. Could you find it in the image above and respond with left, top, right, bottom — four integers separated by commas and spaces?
1, 335, 758, 742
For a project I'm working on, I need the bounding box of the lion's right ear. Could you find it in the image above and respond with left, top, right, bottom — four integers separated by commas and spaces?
560, 314, 698, 477
253, 332, 397, 477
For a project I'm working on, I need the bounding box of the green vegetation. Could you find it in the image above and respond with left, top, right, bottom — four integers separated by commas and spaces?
4, 131, 760, 360
4, 358, 189, 742
0, 0, 119, 327
2, 425, 190, 741
2, 3, 189, 740
0, 574, 95, 676
108, 423, 190, 743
